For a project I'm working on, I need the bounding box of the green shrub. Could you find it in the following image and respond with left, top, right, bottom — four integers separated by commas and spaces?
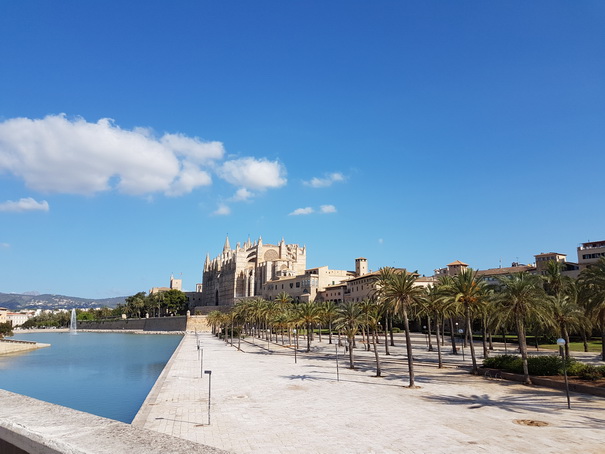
526, 356, 566, 376
579, 365, 603, 381
483, 355, 522, 372
391, 327, 401, 333
566, 360, 588, 376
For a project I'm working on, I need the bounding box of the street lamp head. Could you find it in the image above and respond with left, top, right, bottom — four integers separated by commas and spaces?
458, 329, 463, 334
204, 370, 212, 375
556, 338, 566, 347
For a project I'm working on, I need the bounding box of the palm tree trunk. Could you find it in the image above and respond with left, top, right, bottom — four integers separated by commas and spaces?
517, 318, 531, 385
601, 314, 605, 361
372, 328, 381, 377
581, 329, 589, 353
306, 323, 311, 352
427, 316, 434, 352
328, 321, 333, 344
436, 315, 443, 368
383, 315, 390, 355
563, 326, 571, 358
466, 308, 478, 374
441, 319, 446, 346
348, 336, 355, 369
488, 332, 494, 351
449, 318, 458, 354
389, 316, 395, 347
481, 316, 488, 358
402, 307, 416, 388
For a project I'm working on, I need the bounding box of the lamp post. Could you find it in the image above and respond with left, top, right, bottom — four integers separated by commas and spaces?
557, 338, 571, 409
204, 370, 212, 424
200, 348, 204, 378
267, 329, 270, 352
423, 325, 429, 349
458, 329, 465, 361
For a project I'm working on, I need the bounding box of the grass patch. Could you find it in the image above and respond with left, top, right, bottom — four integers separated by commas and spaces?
538, 341, 602, 353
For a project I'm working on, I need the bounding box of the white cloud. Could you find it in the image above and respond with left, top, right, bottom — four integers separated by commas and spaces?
218, 157, 286, 190
319, 204, 336, 214
0, 115, 287, 200
0, 197, 49, 212
212, 204, 231, 216
231, 188, 253, 201
0, 243, 9, 248
160, 133, 224, 164
289, 207, 314, 216
304, 172, 344, 188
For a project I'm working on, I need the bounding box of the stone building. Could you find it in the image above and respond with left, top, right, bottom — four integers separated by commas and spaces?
201, 236, 307, 307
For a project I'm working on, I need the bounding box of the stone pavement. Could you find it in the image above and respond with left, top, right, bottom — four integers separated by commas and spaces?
133, 332, 605, 454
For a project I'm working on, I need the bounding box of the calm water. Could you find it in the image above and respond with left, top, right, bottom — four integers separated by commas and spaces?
0, 332, 182, 423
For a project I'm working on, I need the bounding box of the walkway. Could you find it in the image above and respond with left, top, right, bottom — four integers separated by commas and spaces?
133, 332, 605, 454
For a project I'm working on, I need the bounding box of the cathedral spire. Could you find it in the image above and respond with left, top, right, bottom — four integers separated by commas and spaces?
223, 235, 231, 253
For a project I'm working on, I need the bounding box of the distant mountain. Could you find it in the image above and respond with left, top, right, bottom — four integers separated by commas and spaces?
0, 293, 126, 311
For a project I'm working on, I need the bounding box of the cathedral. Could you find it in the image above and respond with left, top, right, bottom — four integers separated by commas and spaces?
201, 236, 307, 306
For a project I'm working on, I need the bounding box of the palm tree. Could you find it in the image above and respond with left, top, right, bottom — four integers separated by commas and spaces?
494, 272, 551, 384
206, 310, 224, 336
335, 302, 363, 369
542, 260, 571, 297
296, 302, 321, 352
579, 258, 605, 360
377, 267, 424, 387
441, 268, 487, 375
548, 293, 583, 358
320, 301, 339, 344
421, 285, 446, 367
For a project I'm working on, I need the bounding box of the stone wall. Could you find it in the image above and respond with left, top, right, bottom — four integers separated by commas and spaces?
78, 316, 187, 332
185, 315, 211, 332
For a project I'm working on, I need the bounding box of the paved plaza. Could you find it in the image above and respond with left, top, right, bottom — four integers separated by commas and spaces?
133, 331, 605, 454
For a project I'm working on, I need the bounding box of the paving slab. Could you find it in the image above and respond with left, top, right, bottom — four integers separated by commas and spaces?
133, 332, 605, 454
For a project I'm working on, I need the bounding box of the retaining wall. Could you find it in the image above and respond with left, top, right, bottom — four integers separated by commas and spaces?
78, 316, 187, 332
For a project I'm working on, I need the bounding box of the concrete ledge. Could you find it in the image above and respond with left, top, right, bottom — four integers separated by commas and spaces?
0, 389, 229, 454
0, 340, 50, 355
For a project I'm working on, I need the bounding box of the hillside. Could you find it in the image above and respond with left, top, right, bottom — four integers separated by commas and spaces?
0, 293, 126, 311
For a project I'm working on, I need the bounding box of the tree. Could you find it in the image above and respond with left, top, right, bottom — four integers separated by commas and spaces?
296, 302, 321, 352
163, 290, 188, 315
376, 267, 424, 387
0, 321, 13, 338
547, 293, 583, 358
334, 302, 363, 369
579, 258, 605, 361
125, 292, 147, 318
494, 272, 551, 384
441, 269, 488, 374
319, 301, 339, 344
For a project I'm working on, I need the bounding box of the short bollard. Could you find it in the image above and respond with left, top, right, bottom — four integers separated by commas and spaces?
204, 370, 212, 425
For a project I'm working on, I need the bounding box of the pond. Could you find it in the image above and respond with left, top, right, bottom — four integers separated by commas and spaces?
0, 332, 182, 423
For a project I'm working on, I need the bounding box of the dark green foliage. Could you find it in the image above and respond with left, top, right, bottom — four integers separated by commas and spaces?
483, 355, 522, 372
0, 321, 14, 338
578, 365, 603, 381
483, 354, 594, 377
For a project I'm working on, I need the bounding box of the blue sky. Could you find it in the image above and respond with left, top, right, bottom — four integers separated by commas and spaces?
1, 1, 604, 298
